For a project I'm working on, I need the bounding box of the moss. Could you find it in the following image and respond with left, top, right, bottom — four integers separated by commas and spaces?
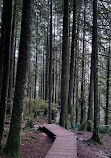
99, 126, 109, 134
25, 119, 33, 128
3, 136, 21, 158
66, 114, 71, 129
79, 120, 93, 132
87, 120, 93, 132
91, 131, 102, 144
79, 121, 87, 131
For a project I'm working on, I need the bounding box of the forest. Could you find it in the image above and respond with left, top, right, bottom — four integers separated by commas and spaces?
0, 0, 111, 158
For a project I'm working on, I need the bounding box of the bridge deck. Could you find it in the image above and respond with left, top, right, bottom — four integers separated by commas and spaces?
40, 124, 77, 158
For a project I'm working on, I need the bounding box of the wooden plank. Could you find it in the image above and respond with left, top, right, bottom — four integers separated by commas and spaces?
42, 124, 77, 158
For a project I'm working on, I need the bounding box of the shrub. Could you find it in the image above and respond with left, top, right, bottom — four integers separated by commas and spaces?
25, 119, 33, 128
79, 121, 87, 131
99, 126, 108, 134
73, 123, 79, 131
87, 120, 93, 132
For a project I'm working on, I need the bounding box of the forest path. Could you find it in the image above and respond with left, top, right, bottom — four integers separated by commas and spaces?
40, 124, 77, 158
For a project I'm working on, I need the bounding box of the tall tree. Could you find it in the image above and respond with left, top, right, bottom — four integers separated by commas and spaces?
87, 52, 94, 122
87, 2, 94, 122
42, 51, 45, 100
75, 59, 79, 123
68, 0, 76, 116
0, 8, 5, 98
34, 15, 38, 99
48, 0, 52, 123
80, 0, 86, 124
7, 0, 17, 115
88, 50, 94, 121
45, 27, 49, 100
45, 0, 49, 101
52, 67, 54, 103
60, 0, 69, 128
91, 0, 101, 143
105, 45, 110, 125
0, 0, 12, 144
4, 0, 32, 157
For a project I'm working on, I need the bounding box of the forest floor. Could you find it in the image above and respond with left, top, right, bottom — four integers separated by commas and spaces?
21, 121, 111, 158
74, 131, 111, 158
0, 117, 53, 158
1, 117, 111, 158
21, 129, 53, 158
21, 117, 53, 158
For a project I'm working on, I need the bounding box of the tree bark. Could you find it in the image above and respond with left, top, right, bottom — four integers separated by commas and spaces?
7, 0, 17, 115
43, 51, 45, 100
75, 58, 79, 123
45, 26, 49, 100
60, 0, 69, 128
34, 16, 38, 99
0, 6, 5, 99
88, 53, 94, 121
52, 67, 54, 103
0, 0, 12, 144
48, 0, 52, 123
68, 0, 76, 115
105, 46, 110, 125
91, 0, 101, 143
45, 0, 49, 100
4, 0, 32, 157
80, 0, 86, 124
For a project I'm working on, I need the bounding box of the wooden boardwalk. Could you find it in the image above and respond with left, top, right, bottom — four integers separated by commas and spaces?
40, 124, 77, 158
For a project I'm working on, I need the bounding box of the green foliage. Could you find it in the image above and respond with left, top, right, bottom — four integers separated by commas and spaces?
99, 126, 108, 134
4, 137, 21, 158
25, 119, 33, 128
87, 120, 93, 132
79, 120, 93, 132
73, 123, 80, 131
99, 125, 111, 135
52, 107, 59, 120
31, 98, 48, 111
79, 121, 87, 131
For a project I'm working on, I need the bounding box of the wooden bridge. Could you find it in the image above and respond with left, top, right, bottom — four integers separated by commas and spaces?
39, 124, 77, 158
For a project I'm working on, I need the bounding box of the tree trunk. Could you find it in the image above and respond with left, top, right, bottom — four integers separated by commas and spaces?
48, 0, 52, 123
55, 48, 57, 104
58, 56, 61, 106
68, 0, 76, 116
34, 43, 37, 99
88, 52, 94, 121
45, 26, 49, 100
34, 16, 38, 99
60, 0, 69, 128
88, 69, 94, 121
105, 45, 110, 125
29, 86, 31, 115
0, 0, 12, 144
45, 0, 49, 101
12, 23, 17, 89
40, 73, 43, 99
52, 67, 54, 103
75, 58, 79, 123
7, 0, 17, 115
0, 5, 6, 99
91, 0, 101, 143
4, 0, 32, 157
80, 0, 86, 124
27, 58, 31, 97
43, 51, 45, 100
